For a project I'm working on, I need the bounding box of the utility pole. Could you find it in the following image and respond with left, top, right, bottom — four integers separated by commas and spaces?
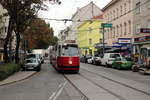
102, 26, 105, 56
101, 23, 112, 56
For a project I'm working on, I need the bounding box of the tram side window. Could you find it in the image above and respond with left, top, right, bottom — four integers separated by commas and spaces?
58, 46, 61, 56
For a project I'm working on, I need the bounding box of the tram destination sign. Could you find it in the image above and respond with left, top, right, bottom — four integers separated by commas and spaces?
140, 28, 150, 33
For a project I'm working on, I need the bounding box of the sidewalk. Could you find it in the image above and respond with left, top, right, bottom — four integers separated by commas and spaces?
0, 71, 37, 86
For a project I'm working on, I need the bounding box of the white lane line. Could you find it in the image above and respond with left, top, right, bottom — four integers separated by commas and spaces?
53, 81, 67, 100
49, 92, 56, 100
59, 84, 62, 88
49, 81, 67, 100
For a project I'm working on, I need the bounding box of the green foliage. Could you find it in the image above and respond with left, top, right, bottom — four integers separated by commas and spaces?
0, 63, 22, 81
24, 18, 56, 49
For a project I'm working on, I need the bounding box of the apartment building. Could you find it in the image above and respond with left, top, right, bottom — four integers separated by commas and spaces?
77, 15, 103, 56
0, 4, 9, 62
67, 2, 102, 42
102, 0, 133, 47
133, 0, 150, 53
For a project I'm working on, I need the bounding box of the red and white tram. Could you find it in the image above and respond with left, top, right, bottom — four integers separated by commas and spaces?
50, 41, 80, 73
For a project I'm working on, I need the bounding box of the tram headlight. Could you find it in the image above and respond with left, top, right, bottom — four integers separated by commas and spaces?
69, 61, 72, 64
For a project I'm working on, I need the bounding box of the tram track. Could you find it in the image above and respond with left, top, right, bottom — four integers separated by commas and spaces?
63, 73, 125, 100
81, 68, 150, 96
63, 74, 90, 100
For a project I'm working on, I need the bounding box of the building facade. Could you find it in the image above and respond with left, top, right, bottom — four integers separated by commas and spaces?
0, 4, 9, 62
102, 0, 133, 48
67, 2, 102, 42
133, 0, 150, 54
77, 15, 103, 56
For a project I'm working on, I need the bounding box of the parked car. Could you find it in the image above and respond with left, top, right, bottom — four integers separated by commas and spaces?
93, 56, 102, 65
80, 55, 92, 63
87, 56, 94, 64
26, 53, 43, 64
112, 57, 133, 69
100, 53, 122, 67
22, 58, 41, 71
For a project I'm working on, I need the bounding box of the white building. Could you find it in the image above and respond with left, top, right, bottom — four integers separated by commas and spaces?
102, 0, 133, 46
0, 4, 9, 62
67, 2, 102, 42
133, 0, 150, 54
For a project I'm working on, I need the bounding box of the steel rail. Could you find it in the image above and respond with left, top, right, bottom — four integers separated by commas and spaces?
81, 68, 150, 96
63, 74, 90, 100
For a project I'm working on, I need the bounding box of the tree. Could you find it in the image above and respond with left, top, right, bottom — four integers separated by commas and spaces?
24, 18, 55, 49
0, 0, 61, 63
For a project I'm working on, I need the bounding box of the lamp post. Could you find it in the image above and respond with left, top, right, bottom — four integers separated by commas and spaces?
101, 23, 112, 56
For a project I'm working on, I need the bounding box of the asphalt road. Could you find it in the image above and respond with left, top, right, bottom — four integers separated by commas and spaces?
74, 63, 150, 100
0, 61, 83, 100
1, 61, 150, 100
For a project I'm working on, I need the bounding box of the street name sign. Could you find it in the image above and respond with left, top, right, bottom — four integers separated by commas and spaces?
101, 23, 112, 28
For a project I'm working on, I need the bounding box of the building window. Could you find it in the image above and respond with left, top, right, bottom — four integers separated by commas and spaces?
128, 0, 131, 11
116, 8, 119, 18
109, 29, 110, 39
136, 2, 141, 14
99, 39, 102, 43
110, 12, 112, 21
88, 27, 92, 33
148, 1, 150, 9
124, 3, 127, 14
124, 22, 127, 35
113, 27, 115, 38
89, 38, 92, 45
128, 21, 131, 34
117, 25, 119, 37
120, 6, 122, 16
113, 10, 115, 19
135, 24, 141, 34
120, 24, 122, 36
148, 20, 150, 28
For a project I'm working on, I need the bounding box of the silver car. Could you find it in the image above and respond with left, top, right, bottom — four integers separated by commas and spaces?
22, 58, 41, 71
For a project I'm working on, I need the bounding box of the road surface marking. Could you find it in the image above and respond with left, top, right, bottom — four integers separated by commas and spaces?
49, 81, 67, 100
49, 92, 56, 100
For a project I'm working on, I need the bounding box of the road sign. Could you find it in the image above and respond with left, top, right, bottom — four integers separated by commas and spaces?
101, 23, 112, 28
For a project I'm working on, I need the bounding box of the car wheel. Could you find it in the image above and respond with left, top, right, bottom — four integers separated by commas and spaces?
112, 65, 115, 69
22, 67, 26, 71
106, 63, 109, 68
117, 66, 121, 70
36, 66, 41, 72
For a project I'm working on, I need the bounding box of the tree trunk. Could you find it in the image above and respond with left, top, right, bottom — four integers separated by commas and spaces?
3, 18, 13, 63
15, 33, 20, 64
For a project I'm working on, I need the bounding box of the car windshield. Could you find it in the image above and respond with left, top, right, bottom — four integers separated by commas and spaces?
110, 54, 120, 58
26, 59, 37, 63
27, 54, 36, 58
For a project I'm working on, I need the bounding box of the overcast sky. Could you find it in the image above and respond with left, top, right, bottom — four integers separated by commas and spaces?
39, 0, 111, 36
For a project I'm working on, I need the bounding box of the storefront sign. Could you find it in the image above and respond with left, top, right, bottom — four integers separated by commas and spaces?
113, 43, 121, 47
118, 38, 131, 44
134, 35, 150, 42
140, 28, 150, 33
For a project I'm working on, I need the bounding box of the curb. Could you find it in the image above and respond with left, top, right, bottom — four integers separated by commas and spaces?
0, 71, 38, 86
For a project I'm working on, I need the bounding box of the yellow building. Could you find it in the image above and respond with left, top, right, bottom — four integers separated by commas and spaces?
77, 16, 103, 56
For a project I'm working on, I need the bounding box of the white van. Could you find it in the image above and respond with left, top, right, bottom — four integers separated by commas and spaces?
100, 53, 122, 67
